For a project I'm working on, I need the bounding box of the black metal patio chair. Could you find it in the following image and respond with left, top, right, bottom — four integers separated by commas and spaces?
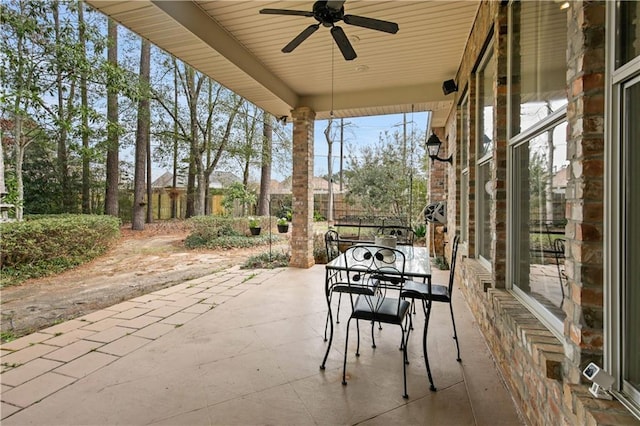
402, 235, 462, 370
340, 245, 413, 399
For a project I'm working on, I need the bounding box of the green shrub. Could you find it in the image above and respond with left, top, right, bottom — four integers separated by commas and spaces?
313, 232, 328, 264
0, 215, 121, 286
185, 216, 280, 249
241, 251, 289, 269
433, 256, 450, 270
413, 223, 426, 238
313, 210, 326, 222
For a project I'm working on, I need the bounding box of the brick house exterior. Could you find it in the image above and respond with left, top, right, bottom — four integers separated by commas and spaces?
430, 1, 639, 424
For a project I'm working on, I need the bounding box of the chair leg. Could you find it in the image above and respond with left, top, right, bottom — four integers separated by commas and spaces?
320, 296, 334, 370
370, 320, 376, 348
355, 319, 361, 357
342, 317, 352, 386
403, 316, 412, 363
401, 325, 409, 399
335, 293, 342, 324
422, 300, 437, 391
323, 291, 334, 342
408, 300, 415, 330
448, 302, 461, 362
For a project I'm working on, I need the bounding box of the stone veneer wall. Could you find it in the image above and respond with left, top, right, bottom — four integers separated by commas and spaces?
441, 1, 638, 424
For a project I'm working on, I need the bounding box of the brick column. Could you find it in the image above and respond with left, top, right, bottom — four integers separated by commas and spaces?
290, 107, 315, 268
427, 127, 448, 258
564, 1, 606, 383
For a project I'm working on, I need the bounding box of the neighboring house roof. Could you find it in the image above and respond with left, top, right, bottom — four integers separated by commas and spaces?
311, 176, 342, 193
153, 173, 342, 194
152, 172, 241, 189
552, 166, 568, 193
271, 176, 342, 194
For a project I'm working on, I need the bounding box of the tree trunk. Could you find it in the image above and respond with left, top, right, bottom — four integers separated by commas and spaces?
105, 18, 119, 216
546, 128, 555, 223
133, 38, 150, 230
171, 58, 179, 219
185, 67, 199, 218
146, 122, 153, 223
258, 113, 272, 216
324, 119, 334, 224
78, 2, 91, 213
54, 2, 71, 213
14, 116, 25, 221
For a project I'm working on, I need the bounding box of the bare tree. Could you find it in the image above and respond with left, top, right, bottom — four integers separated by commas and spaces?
132, 38, 150, 230
324, 118, 335, 224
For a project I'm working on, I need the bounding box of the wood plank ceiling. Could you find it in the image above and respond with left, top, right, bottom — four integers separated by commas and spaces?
85, 1, 480, 126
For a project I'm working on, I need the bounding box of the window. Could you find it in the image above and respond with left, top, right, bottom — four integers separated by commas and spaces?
510, 1, 568, 136
621, 74, 640, 413
508, 1, 569, 330
608, 1, 640, 413
615, 1, 640, 69
477, 46, 495, 267
459, 94, 469, 243
512, 118, 568, 325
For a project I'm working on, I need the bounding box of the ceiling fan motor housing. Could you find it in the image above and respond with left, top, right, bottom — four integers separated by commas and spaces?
313, 1, 344, 26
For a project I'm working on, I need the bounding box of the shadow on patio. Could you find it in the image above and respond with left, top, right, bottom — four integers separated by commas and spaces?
1, 265, 523, 425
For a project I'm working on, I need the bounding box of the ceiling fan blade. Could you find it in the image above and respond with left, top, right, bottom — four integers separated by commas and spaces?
343, 14, 399, 34
282, 24, 320, 53
330, 26, 357, 61
326, 0, 346, 10
259, 8, 314, 17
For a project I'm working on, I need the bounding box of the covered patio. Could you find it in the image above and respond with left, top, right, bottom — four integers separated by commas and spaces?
1, 265, 521, 424
83, 0, 478, 267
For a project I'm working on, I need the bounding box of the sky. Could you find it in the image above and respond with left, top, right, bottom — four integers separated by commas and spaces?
148, 111, 431, 183
306, 111, 430, 180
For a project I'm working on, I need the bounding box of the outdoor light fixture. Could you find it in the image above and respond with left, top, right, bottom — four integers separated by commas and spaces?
442, 79, 458, 95
425, 133, 452, 164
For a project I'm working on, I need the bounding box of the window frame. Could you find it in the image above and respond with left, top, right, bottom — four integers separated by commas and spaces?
476, 44, 495, 269
506, 0, 570, 337
508, 109, 567, 336
606, 2, 640, 416
459, 92, 470, 245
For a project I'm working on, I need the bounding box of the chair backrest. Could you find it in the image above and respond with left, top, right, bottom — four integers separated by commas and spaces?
447, 235, 461, 293
377, 226, 415, 246
325, 229, 340, 262
554, 238, 566, 259
343, 245, 406, 313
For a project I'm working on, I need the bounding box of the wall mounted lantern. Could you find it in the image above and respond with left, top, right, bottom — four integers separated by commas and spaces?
425, 133, 452, 164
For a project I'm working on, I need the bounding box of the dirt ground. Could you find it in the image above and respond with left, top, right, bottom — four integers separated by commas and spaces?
0, 222, 290, 341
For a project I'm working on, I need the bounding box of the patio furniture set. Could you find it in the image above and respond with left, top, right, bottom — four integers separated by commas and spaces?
319, 228, 461, 398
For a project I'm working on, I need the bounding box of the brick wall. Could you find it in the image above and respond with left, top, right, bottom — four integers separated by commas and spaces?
427, 127, 448, 257
564, 0, 607, 384
441, 1, 637, 424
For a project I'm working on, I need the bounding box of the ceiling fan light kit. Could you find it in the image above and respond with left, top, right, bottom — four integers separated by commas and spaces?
260, 0, 399, 61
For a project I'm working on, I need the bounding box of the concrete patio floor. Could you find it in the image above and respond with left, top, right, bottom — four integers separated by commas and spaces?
1, 264, 524, 425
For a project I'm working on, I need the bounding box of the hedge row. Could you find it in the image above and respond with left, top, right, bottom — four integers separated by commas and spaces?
0, 215, 121, 286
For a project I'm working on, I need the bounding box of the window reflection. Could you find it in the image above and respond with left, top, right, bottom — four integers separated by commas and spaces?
514, 121, 569, 318
616, 1, 640, 68
511, 2, 568, 135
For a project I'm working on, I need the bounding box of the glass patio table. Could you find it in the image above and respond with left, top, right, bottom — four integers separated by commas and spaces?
320, 245, 433, 378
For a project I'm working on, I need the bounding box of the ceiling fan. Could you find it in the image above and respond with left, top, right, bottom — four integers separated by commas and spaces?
259, 0, 399, 61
